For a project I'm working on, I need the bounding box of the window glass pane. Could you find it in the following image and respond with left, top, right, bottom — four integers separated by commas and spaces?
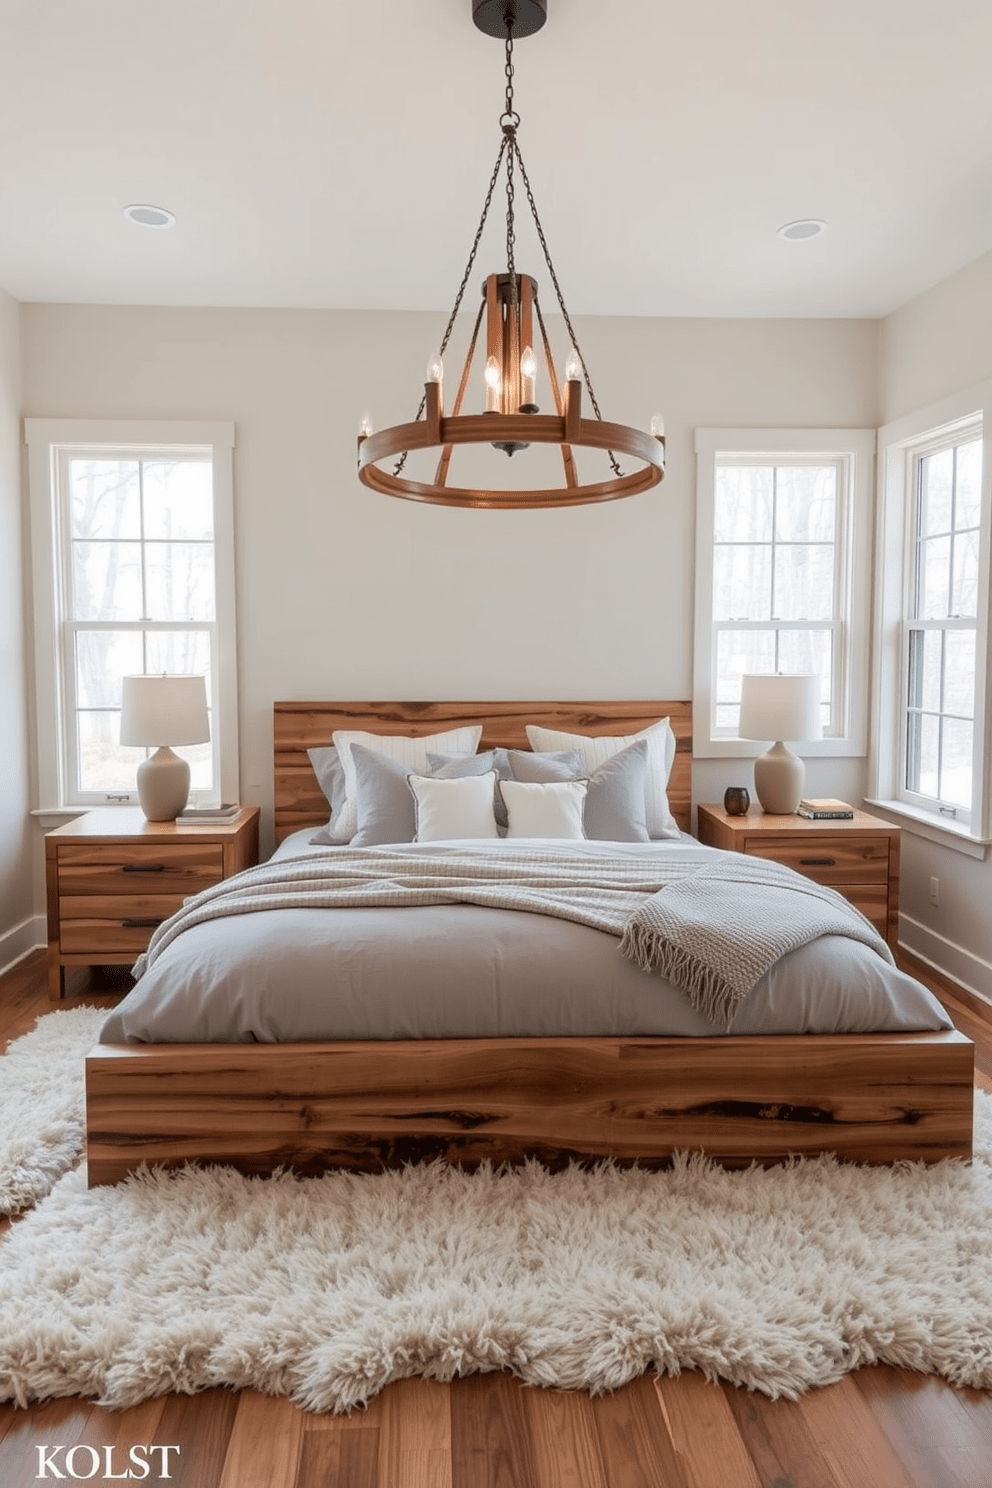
69, 460, 141, 540
74, 631, 144, 709
917, 534, 951, 619
714, 466, 772, 542
951, 529, 979, 618
142, 460, 214, 541
179, 740, 213, 791
907, 628, 942, 713
144, 543, 216, 621
920, 449, 953, 536
145, 630, 212, 684
715, 629, 776, 730
955, 440, 983, 530
944, 629, 976, 718
907, 710, 940, 798
713, 544, 771, 621
776, 630, 833, 730
77, 711, 143, 794
773, 544, 835, 621
774, 466, 836, 542
71, 541, 144, 621
941, 717, 973, 808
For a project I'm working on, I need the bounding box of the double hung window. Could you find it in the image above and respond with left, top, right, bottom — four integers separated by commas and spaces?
694, 428, 875, 757
26, 420, 238, 810
873, 391, 991, 850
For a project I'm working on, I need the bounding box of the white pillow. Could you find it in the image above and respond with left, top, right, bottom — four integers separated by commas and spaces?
330, 725, 484, 842
524, 717, 678, 838
409, 771, 499, 842
500, 778, 588, 840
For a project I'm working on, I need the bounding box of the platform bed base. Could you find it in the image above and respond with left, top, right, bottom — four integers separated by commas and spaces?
85, 1030, 975, 1186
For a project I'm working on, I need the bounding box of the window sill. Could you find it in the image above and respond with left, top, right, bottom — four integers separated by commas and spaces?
863, 799, 990, 859
30, 807, 89, 820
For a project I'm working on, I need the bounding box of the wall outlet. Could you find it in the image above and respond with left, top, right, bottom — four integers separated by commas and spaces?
929, 876, 940, 907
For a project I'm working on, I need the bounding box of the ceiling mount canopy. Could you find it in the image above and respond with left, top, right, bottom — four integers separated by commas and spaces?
471, 0, 547, 40
357, 1, 666, 510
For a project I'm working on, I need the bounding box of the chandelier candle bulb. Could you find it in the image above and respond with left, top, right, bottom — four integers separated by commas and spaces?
484, 355, 503, 413
564, 373, 582, 443
564, 352, 582, 384
426, 352, 444, 385
358, 413, 373, 439
650, 414, 665, 438
520, 345, 537, 409
424, 378, 442, 442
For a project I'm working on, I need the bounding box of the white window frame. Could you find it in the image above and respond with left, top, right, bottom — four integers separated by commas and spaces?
693, 427, 876, 759
25, 419, 239, 811
869, 385, 992, 857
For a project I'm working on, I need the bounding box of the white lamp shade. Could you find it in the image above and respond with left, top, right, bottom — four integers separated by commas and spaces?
738, 673, 822, 743
120, 675, 210, 747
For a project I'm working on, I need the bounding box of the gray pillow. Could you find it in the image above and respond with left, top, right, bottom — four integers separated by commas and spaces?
583, 738, 650, 842
308, 745, 348, 844
428, 747, 582, 831
348, 745, 495, 846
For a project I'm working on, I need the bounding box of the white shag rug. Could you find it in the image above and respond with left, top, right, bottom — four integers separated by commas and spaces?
0, 1006, 107, 1215
0, 1092, 990, 1413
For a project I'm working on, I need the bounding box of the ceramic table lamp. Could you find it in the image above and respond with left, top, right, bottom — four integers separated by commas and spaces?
738, 673, 822, 814
120, 674, 210, 821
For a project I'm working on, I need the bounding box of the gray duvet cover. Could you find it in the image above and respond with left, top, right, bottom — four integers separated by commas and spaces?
100, 834, 950, 1043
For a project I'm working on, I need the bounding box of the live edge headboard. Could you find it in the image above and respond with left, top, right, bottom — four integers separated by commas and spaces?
273, 700, 693, 845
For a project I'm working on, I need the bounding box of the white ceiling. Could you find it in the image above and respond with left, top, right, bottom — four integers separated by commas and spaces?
2, 0, 992, 319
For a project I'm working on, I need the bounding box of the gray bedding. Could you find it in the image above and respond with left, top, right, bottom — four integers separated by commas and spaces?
100, 834, 951, 1044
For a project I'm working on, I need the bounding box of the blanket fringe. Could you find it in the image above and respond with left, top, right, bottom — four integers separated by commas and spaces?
619, 924, 739, 1031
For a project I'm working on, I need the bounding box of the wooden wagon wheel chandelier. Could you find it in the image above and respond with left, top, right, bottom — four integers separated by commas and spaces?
356, 0, 666, 510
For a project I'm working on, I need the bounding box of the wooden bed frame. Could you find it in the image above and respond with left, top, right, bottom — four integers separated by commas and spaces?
85, 701, 974, 1185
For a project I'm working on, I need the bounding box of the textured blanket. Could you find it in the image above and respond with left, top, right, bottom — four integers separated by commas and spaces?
132, 846, 893, 1029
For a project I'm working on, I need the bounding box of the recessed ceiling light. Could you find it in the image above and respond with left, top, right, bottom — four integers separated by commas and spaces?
124, 204, 176, 229
777, 219, 827, 242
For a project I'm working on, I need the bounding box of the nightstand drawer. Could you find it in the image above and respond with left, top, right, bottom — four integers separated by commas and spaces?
56, 842, 224, 897
744, 835, 889, 885
58, 893, 188, 953
840, 885, 889, 937
59, 903, 185, 954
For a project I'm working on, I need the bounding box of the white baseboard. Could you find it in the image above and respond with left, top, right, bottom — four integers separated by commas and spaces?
0, 914, 46, 980
898, 913, 992, 1006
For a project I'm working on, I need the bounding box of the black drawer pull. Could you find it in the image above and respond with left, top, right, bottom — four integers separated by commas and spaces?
122, 863, 165, 873
800, 857, 836, 866
121, 917, 165, 929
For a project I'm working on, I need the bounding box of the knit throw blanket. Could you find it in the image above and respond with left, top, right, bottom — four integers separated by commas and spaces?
132, 846, 893, 1030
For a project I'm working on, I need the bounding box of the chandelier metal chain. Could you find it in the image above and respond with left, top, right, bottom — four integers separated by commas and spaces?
393, 132, 509, 477
509, 136, 623, 479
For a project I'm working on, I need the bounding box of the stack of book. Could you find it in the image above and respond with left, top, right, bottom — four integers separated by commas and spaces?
178, 803, 242, 822
797, 798, 854, 820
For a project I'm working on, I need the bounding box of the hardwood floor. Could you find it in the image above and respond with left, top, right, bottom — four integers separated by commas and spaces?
1, 947, 990, 1488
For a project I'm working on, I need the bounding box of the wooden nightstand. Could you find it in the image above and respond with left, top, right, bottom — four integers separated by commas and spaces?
45, 807, 260, 1001
696, 803, 900, 951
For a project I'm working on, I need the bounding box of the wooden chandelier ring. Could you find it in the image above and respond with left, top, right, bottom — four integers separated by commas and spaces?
356, 413, 665, 509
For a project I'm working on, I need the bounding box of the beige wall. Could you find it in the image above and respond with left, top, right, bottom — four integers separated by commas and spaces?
880, 249, 992, 423
0, 289, 35, 970
21, 303, 879, 854
878, 251, 992, 998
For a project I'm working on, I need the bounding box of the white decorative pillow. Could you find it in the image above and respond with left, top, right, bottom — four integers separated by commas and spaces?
329, 725, 484, 842
500, 778, 588, 840
524, 717, 678, 838
409, 771, 500, 842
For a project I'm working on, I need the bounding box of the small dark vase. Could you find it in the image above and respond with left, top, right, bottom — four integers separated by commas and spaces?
723, 786, 750, 816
